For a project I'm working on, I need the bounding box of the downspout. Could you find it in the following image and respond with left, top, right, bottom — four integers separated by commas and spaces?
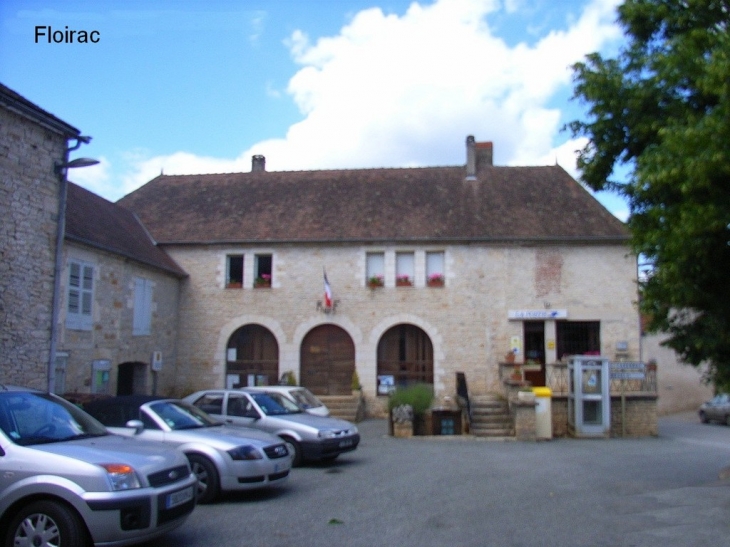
48, 136, 90, 393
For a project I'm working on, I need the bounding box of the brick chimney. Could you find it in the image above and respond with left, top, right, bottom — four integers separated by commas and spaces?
465, 136, 493, 179
251, 154, 266, 172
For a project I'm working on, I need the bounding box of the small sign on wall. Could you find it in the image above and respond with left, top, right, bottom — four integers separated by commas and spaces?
151, 351, 163, 372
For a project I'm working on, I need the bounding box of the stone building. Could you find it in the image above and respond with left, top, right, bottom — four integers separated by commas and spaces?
0, 83, 83, 389
119, 136, 640, 415
57, 182, 186, 397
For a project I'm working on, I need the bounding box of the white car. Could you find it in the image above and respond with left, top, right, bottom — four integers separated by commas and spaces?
0, 385, 196, 547
183, 389, 359, 467
83, 395, 292, 504
247, 386, 330, 417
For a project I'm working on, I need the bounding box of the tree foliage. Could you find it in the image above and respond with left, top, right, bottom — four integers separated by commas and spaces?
568, 0, 730, 388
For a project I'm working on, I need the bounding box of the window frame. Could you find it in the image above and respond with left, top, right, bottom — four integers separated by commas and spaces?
66, 259, 94, 331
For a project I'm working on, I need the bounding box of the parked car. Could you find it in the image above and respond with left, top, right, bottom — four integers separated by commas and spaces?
699, 393, 730, 425
0, 385, 196, 547
83, 395, 292, 504
248, 385, 330, 416
183, 389, 359, 466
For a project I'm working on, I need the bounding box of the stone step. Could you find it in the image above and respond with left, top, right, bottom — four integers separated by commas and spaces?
318, 395, 363, 422
468, 394, 514, 438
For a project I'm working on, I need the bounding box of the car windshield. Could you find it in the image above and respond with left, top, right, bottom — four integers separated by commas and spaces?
289, 389, 323, 410
0, 391, 108, 446
148, 400, 221, 430
250, 392, 302, 416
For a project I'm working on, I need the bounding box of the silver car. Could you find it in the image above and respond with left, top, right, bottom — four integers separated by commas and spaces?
0, 385, 196, 547
183, 389, 359, 466
83, 395, 292, 504
699, 393, 730, 425
249, 386, 330, 416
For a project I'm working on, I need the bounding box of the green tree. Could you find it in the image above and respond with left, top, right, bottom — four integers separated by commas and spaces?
568, 0, 730, 389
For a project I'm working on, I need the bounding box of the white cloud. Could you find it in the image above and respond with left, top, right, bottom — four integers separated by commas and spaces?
111, 0, 623, 215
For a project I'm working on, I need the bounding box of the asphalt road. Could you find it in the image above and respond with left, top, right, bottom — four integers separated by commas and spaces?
149, 412, 730, 547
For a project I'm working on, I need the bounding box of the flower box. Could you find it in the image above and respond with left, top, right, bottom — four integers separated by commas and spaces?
225, 282, 242, 289
367, 275, 384, 288
427, 274, 444, 287
254, 275, 271, 288
396, 277, 412, 287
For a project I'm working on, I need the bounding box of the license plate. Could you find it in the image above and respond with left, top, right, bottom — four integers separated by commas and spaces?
166, 486, 194, 509
339, 439, 353, 448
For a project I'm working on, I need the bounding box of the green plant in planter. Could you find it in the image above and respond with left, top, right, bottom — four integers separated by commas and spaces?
351, 369, 362, 391
387, 383, 434, 417
279, 370, 297, 386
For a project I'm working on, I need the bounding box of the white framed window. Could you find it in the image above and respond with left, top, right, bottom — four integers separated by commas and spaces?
226, 254, 244, 288
133, 277, 153, 336
66, 260, 94, 331
426, 251, 445, 286
396, 252, 414, 285
366, 252, 385, 286
254, 254, 272, 287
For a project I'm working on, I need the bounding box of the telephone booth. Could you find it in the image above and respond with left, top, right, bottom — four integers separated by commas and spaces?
568, 356, 611, 438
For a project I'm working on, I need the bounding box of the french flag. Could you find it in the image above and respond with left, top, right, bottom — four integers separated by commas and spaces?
323, 269, 333, 308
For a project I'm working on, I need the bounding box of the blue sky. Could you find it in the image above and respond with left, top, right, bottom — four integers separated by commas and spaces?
1, 0, 628, 219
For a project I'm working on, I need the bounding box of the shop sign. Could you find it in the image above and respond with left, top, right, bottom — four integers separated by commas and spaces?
508, 309, 567, 320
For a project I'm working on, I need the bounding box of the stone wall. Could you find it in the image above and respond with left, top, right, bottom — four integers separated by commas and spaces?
163, 241, 639, 407
550, 395, 657, 438
0, 106, 66, 389
58, 242, 181, 396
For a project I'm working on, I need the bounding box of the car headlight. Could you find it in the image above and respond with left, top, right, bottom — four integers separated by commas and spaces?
318, 429, 338, 439
100, 464, 141, 491
227, 445, 263, 461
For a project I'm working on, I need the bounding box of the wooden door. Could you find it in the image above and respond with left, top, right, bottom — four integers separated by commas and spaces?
300, 325, 355, 396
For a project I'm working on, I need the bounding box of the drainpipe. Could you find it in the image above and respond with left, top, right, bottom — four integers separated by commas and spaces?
48, 136, 94, 393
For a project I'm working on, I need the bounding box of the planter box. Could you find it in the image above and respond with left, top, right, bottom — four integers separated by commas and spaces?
396, 280, 413, 287
427, 280, 444, 288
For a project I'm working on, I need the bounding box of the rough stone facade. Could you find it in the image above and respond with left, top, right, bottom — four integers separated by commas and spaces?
0, 102, 68, 389
57, 242, 181, 396
165, 241, 639, 412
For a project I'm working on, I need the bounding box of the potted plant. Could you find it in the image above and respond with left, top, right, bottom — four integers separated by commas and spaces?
254, 274, 272, 288
388, 383, 434, 436
351, 369, 362, 396
367, 274, 384, 288
510, 365, 523, 382
427, 273, 444, 287
396, 274, 412, 287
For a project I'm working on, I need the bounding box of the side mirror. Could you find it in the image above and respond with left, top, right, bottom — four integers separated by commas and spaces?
125, 419, 145, 435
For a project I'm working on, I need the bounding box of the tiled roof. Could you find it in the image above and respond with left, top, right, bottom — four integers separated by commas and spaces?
117, 164, 628, 244
66, 182, 186, 277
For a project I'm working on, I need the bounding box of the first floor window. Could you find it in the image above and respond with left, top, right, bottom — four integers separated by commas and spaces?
226, 255, 244, 287
133, 277, 153, 335
66, 260, 94, 331
426, 251, 445, 286
254, 254, 272, 287
366, 252, 385, 286
396, 252, 414, 285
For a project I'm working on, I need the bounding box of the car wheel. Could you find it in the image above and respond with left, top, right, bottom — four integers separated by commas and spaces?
699, 411, 709, 424
188, 454, 220, 504
6, 500, 88, 547
281, 436, 303, 467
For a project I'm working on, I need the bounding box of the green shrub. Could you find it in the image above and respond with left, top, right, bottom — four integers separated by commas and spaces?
387, 383, 434, 416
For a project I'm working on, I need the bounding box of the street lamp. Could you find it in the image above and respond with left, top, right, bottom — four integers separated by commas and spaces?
48, 139, 98, 393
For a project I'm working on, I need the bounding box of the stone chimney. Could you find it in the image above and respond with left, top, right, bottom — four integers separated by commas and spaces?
251, 154, 266, 172
465, 136, 492, 179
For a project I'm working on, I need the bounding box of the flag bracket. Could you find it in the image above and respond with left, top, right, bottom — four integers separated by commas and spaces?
316, 299, 340, 314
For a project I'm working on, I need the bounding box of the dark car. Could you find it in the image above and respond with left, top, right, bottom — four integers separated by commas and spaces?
699, 394, 730, 425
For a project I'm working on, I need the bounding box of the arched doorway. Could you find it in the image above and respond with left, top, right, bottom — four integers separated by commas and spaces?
300, 325, 355, 396
226, 324, 279, 387
377, 324, 433, 391
117, 362, 147, 395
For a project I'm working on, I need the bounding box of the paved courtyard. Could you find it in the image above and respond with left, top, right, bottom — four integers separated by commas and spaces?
152, 412, 730, 547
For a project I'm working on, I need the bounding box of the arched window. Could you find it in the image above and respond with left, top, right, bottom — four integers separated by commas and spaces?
226, 324, 279, 387
377, 324, 433, 391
